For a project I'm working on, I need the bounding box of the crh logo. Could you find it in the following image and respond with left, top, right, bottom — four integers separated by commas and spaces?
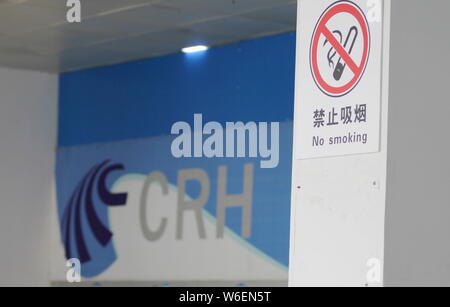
60, 160, 127, 277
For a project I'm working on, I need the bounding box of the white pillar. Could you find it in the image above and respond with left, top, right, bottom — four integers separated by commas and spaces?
384, 0, 450, 287
289, 0, 391, 286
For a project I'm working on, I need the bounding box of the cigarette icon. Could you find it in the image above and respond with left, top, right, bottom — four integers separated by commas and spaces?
333, 26, 358, 81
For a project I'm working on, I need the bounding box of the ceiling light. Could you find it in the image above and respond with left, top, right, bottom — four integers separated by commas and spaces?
182, 45, 209, 54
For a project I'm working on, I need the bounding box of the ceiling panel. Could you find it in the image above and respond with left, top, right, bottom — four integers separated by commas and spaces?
27, 0, 157, 16
160, 0, 294, 15
0, 0, 297, 73
0, 3, 65, 35
12, 25, 116, 55
55, 14, 165, 39
240, 2, 297, 26
58, 44, 134, 72
98, 4, 210, 27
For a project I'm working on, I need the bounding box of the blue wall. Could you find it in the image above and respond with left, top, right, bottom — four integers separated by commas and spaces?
57, 32, 296, 277
58, 32, 296, 147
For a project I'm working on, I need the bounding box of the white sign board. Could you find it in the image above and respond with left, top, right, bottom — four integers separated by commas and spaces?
295, 0, 384, 159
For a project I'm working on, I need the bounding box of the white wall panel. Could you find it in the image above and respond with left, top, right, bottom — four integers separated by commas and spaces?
0, 67, 57, 286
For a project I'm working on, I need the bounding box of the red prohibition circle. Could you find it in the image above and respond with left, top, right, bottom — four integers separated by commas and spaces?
310, 1, 370, 97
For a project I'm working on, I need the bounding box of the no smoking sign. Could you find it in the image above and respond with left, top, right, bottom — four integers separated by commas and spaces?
310, 1, 370, 97
295, 0, 385, 160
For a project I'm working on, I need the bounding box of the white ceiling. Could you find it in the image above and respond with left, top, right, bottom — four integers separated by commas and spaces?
0, 0, 297, 73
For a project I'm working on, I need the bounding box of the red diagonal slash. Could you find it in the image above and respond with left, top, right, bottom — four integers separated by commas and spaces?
320, 24, 360, 75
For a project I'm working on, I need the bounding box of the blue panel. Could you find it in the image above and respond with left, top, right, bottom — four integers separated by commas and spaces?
56, 123, 293, 277
56, 33, 296, 278
58, 33, 296, 147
